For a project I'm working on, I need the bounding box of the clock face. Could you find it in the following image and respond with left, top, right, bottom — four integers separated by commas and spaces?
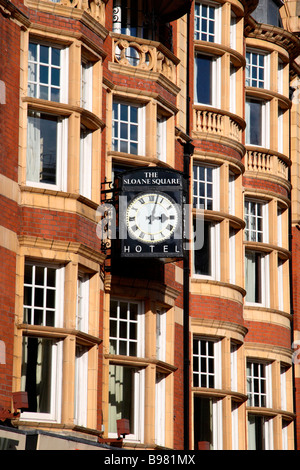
126, 192, 179, 244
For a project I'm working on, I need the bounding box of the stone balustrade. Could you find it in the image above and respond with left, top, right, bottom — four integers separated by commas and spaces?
112, 35, 178, 84
245, 148, 289, 181
193, 106, 244, 145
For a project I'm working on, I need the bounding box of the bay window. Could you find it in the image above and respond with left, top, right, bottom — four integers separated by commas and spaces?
109, 299, 144, 357
193, 220, 220, 279
245, 250, 269, 306
28, 41, 68, 103
21, 336, 62, 422
244, 199, 268, 243
81, 60, 93, 111
74, 345, 88, 427
194, 53, 220, 107
23, 262, 64, 328
248, 415, 274, 450
79, 125, 92, 199
193, 336, 222, 389
108, 364, 145, 442
193, 396, 223, 450
245, 98, 270, 147
26, 110, 68, 190
246, 51, 269, 89
193, 164, 219, 210
194, 2, 221, 43
112, 100, 145, 155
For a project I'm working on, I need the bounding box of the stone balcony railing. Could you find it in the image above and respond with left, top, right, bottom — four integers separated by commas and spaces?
244, 148, 290, 182
192, 105, 245, 147
111, 33, 179, 85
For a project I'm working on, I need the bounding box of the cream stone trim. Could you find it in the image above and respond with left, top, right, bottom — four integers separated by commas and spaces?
192, 150, 245, 173
109, 63, 181, 97
19, 187, 100, 223
243, 188, 291, 208
18, 236, 105, 266
190, 279, 245, 305
25, 0, 108, 41
243, 241, 291, 259
109, 281, 180, 309
190, 317, 247, 343
174, 306, 183, 327
244, 343, 293, 365
243, 306, 292, 329
194, 40, 246, 67
0, 174, 20, 204
0, 226, 18, 254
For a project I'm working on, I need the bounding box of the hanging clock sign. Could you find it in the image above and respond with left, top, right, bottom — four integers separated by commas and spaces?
118, 167, 186, 258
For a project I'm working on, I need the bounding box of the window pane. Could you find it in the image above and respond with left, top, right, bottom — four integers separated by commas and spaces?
21, 337, 53, 413
195, 55, 212, 105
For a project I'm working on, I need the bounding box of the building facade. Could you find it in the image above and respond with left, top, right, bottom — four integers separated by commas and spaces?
0, 0, 300, 451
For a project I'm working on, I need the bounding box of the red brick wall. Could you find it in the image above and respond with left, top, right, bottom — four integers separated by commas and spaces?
243, 176, 289, 199
0, 247, 16, 409
20, 206, 102, 252
0, 8, 21, 182
190, 295, 244, 325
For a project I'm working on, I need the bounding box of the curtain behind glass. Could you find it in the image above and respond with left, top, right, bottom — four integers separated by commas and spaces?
108, 365, 133, 434
21, 337, 52, 413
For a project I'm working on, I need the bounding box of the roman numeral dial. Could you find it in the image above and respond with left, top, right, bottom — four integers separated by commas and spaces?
126, 192, 179, 244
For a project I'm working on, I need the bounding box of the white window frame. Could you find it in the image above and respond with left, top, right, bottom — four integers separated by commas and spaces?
108, 364, 145, 443
244, 199, 268, 243
193, 220, 220, 281
277, 206, 283, 247
156, 114, 167, 162
109, 299, 145, 357
231, 401, 239, 450
194, 1, 221, 43
21, 337, 63, 423
278, 58, 284, 95
193, 395, 223, 450
229, 228, 236, 285
278, 107, 284, 154
81, 60, 93, 111
278, 257, 284, 311
248, 414, 274, 450
229, 171, 235, 215
26, 110, 68, 191
76, 273, 90, 333
246, 360, 272, 408
112, 100, 145, 155
230, 342, 238, 392
79, 124, 92, 199
28, 40, 68, 103
280, 365, 287, 411
245, 250, 270, 307
230, 63, 236, 114
23, 262, 65, 328
230, 12, 236, 50
74, 345, 88, 427
246, 50, 270, 89
193, 336, 222, 389
245, 98, 270, 148
282, 420, 289, 450
156, 309, 166, 362
194, 53, 221, 107
193, 164, 219, 211
155, 373, 166, 446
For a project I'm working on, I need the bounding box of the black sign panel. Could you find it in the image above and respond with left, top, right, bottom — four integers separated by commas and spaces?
118, 167, 186, 258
